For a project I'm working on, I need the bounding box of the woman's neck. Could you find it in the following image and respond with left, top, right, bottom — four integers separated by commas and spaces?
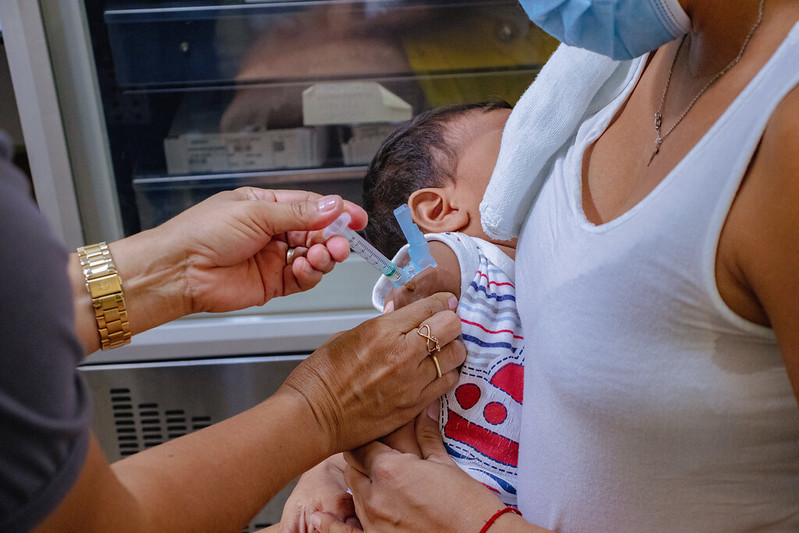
680, 0, 765, 79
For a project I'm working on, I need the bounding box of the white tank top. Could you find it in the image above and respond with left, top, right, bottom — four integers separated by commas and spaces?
516, 25, 799, 532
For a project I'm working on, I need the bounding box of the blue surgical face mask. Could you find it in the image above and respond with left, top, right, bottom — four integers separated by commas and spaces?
519, 0, 691, 60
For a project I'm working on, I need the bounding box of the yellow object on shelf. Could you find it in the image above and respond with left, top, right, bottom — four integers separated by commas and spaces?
402, 11, 559, 107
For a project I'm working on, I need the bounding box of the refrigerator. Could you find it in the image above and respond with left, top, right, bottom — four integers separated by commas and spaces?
1, 1, 555, 528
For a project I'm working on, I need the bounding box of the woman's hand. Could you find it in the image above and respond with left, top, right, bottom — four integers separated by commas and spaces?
278, 454, 361, 533
282, 292, 466, 455
378, 421, 422, 457
152, 187, 367, 313
311, 407, 530, 533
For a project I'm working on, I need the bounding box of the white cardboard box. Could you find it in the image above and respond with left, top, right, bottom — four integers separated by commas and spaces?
302, 81, 412, 126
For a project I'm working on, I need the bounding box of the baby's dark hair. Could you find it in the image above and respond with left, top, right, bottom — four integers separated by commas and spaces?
363, 100, 512, 258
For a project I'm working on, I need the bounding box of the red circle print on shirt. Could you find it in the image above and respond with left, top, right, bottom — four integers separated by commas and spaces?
483, 401, 508, 425
455, 383, 481, 410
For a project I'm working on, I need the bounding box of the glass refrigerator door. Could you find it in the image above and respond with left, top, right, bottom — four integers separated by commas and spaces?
92, 0, 555, 236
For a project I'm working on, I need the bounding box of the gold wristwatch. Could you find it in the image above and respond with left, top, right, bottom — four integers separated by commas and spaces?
76, 242, 131, 350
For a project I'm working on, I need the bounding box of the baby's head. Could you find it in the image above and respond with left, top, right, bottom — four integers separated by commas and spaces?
363, 101, 513, 258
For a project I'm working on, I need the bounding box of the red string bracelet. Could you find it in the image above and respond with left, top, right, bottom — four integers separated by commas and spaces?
479, 506, 523, 533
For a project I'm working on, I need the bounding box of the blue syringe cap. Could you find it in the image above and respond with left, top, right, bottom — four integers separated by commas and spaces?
392, 204, 437, 287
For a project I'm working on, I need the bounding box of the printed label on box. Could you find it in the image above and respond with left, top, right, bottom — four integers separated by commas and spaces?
164, 128, 327, 175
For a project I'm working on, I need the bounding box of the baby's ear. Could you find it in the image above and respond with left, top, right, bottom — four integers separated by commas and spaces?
408, 187, 468, 233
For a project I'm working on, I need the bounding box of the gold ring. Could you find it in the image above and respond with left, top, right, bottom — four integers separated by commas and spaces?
416, 323, 440, 354
286, 247, 298, 265
429, 353, 442, 379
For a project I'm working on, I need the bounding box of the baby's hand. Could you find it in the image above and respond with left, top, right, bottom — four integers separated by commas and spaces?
278, 454, 361, 532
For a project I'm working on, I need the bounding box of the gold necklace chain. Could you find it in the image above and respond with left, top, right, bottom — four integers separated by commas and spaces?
647, 0, 765, 166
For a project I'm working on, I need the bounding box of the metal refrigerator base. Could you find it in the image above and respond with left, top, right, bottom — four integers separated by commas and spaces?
80, 354, 309, 530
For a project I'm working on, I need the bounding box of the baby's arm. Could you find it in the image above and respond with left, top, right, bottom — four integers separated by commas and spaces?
385, 241, 461, 310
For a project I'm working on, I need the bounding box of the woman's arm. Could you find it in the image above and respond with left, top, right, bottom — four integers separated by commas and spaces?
36, 292, 467, 532
723, 87, 799, 404
70, 188, 365, 354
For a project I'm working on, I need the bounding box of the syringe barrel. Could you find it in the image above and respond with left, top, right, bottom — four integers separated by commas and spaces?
322, 212, 402, 281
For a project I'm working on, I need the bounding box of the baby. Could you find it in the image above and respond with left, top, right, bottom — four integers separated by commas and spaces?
277, 101, 521, 531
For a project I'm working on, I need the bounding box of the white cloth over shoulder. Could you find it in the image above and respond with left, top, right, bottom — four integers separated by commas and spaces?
479, 44, 645, 241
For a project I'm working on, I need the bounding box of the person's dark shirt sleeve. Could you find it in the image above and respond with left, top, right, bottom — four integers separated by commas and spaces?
0, 149, 91, 532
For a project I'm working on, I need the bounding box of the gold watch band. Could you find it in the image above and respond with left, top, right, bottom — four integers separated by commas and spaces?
76, 242, 131, 350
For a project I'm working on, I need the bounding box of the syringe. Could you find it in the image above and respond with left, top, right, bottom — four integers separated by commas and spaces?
322, 212, 410, 285
322, 205, 436, 288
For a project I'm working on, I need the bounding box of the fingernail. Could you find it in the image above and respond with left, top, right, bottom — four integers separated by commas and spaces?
311, 513, 322, 529
316, 195, 339, 213
383, 300, 395, 313
448, 297, 458, 310
427, 401, 439, 420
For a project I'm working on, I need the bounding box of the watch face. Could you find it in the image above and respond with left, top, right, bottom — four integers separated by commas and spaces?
88, 274, 123, 299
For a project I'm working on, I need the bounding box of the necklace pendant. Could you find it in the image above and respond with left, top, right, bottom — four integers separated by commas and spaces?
654, 112, 662, 130
647, 138, 663, 167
